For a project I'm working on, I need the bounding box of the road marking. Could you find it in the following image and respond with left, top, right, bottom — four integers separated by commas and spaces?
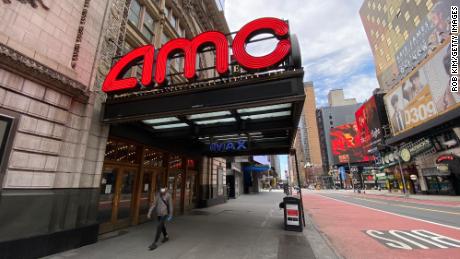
365, 229, 460, 250
353, 197, 388, 205
315, 194, 460, 231
395, 204, 460, 216
352, 197, 460, 215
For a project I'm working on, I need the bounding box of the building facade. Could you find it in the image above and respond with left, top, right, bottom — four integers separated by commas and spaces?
0, 1, 110, 257
361, 0, 460, 195
328, 89, 357, 107
296, 82, 323, 185
0, 0, 232, 257
316, 91, 362, 172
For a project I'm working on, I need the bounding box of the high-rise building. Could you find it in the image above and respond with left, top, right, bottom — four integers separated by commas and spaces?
328, 89, 357, 107
316, 89, 362, 171
360, 0, 460, 195
268, 155, 281, 176
289, 82, 323, 185
300, 83, 323, 179
360, 0, 450, 90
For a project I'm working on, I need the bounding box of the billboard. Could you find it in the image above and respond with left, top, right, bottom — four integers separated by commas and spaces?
330, 123, 372, 164
355, 96, 385, 154
384, 43, 460, 136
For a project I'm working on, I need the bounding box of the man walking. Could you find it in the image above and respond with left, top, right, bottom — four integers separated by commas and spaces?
147, 187, 173, 250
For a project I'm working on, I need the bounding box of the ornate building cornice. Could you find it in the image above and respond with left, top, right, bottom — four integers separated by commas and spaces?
2, 0, 50, 10
0, 43, 89, 102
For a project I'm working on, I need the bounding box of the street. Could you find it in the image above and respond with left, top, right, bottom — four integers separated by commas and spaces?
303, 190, 460, 259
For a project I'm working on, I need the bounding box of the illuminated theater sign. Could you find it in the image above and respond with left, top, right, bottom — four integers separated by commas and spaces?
102, 17, 292, 93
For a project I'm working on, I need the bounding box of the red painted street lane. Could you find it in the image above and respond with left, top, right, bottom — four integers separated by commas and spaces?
302, 192, 460, 259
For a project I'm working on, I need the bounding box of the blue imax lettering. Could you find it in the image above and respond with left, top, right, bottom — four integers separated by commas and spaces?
209, 140, 247, 152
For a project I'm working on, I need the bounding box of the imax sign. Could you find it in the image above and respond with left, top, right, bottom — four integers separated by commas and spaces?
209, 140, 247, 152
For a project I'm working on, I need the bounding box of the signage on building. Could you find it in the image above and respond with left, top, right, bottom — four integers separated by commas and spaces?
209, 139, 247, 152
384, 43, 460, 136
405, 138, 434, 157
400, 148, 411, 162
102, 17, 293, 93
355, 95, 387, 155
436, 154, 455, 163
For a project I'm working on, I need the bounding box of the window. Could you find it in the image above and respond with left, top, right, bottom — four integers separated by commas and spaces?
169, 14, 177, 29
161, 33, 170, 45
142, 11, 155, 41
122, 41, 132, 55
164, 7, 170, 19
121, 41, 136, 76
0, 111, 18, 191
404, 11, 410, 21
128, 0, 141, 26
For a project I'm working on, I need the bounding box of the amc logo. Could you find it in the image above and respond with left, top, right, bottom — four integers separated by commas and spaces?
102, 17, 292, 93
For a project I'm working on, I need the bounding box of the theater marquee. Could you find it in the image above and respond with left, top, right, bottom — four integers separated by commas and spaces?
103, 17, 295, 93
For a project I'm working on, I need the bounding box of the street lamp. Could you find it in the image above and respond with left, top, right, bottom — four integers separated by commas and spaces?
378, 143, 408, 197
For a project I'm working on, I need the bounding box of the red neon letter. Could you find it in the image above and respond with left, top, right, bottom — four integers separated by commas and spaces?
155, 31, 229, 85
232, 17, 291, 70
102, 45, 154, 93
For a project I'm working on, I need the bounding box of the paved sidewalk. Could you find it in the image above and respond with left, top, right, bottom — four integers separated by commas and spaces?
44, 192, 334, 259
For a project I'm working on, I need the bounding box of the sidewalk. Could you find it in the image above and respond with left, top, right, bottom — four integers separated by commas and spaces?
44, 192, 334, 259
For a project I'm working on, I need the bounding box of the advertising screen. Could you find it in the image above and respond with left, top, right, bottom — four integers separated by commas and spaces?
355, 96, 384, 154
330, 123, 373, 164
384, 43, 460, 136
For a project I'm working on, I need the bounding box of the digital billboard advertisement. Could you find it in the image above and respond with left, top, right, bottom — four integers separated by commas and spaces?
384, 43, 460, 136
330, 123, 373, 164
355, 96, 384, 154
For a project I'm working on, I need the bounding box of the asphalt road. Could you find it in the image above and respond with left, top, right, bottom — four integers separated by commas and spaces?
317, 192, 460, 229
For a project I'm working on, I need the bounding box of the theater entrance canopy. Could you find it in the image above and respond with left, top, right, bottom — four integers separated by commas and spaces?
102, 18, 305, 157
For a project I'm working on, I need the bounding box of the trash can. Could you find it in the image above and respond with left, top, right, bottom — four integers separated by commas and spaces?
280, 196, 303, 232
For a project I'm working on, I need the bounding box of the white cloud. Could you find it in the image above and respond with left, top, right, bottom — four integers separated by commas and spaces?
225, 0, 379, 106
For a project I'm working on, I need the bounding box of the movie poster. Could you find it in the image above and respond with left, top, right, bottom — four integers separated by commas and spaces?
355, 96, 384, 154
330, 123, 372, 164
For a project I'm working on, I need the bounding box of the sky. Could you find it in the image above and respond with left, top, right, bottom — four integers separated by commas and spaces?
225, 0, 380, 175
225, 0, 380, 107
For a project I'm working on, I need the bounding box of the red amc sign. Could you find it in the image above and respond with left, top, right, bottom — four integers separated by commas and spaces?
103, 17, 292, 93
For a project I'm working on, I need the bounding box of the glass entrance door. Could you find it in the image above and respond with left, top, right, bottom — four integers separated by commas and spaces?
117, 168, 136, 222
98, 165, 138, 233
97, 167, 117, 225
